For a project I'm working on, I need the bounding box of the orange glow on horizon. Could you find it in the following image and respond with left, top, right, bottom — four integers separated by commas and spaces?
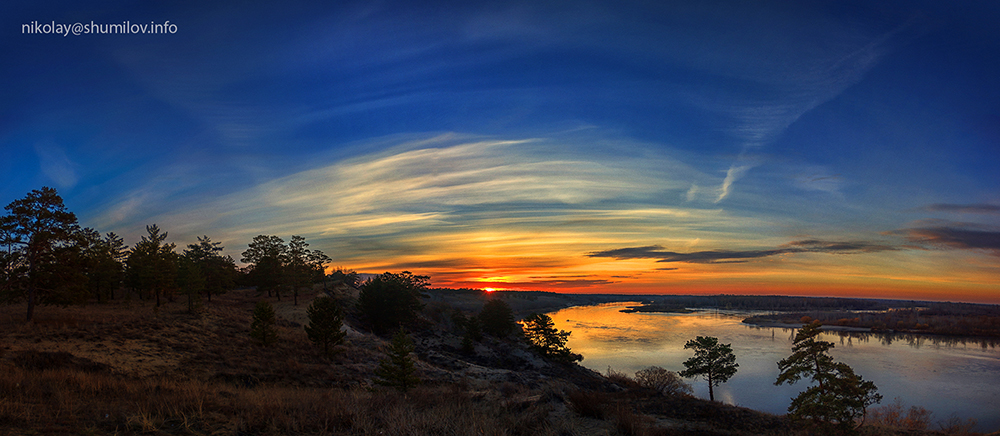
338, 223, 999, 305
349, 259, 1000, 305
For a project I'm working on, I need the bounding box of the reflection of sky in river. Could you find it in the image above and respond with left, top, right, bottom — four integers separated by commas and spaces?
550, 303, 1000, 432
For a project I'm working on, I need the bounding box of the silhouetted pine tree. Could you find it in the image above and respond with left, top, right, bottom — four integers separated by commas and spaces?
479, 298, 516, 338
357, 271, 428, 334
305, 296, 346, 357
0, 187, 87, 321
250, 300, 278, 346
678, 336, 738, 402
522, 313, 582, 363
374, 327, 419, 392
776, 321, 881, 432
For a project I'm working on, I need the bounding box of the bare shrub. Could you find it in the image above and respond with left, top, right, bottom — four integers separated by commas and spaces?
938, 415, 978, 436
867, 397, 931, 430
606, 366, 639, 388
635, 366, 693, 396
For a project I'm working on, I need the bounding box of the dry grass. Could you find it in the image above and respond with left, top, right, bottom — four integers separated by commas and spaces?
610, 403, 654, 436
0, 364, 566, 435
0, 290, 369, 385
0, 290, 572, 435
567, 389, 612, 419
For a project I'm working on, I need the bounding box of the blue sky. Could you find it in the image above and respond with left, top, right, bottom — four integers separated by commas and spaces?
3, 1, 999, 301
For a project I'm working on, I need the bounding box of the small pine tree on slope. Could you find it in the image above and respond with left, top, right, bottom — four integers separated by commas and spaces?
250, 300, 278, 346
305, 296, 346, 358
374, 327, 420, 392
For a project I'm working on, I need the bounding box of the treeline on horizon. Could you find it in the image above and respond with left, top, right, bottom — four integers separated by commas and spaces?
0, 187, 348, 322
632, 294, 1000, 312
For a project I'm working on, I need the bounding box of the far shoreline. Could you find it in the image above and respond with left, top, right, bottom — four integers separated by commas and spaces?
741, 320, 872, 332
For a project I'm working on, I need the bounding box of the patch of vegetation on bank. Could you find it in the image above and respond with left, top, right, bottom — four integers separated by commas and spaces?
620, 303, 695, 314
743, 303, 1000, 338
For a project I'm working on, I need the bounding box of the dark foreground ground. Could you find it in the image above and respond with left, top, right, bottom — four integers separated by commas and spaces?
0, 287, 994, 435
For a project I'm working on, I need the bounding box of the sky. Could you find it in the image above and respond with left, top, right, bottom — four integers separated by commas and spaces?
2, 0, 999, 303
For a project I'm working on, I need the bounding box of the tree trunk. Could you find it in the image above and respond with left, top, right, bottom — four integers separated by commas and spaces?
26, 284, 36, 322
26, 254, 36, 322
813, 354, 824, 390
708, 372, 715, 402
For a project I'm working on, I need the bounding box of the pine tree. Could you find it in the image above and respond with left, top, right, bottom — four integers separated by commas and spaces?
678, 336, 739, 402
241, 235, 287, 300
479, 298, 516, 338
357, 271, 428, 334
305, 296, 346, 358
80, 228, 128, 303
184, 236, 236, 303
460, 333, 476, 355
250, 300, 278, 346
776, 322, 881, 431
522, 313, 582, 363
176, 255, 205, 313
374, 327, 420, 392
126, 224, 177, 308
0, 187, 86, 321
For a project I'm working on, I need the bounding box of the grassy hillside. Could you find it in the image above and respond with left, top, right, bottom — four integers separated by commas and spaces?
0, 287, 990, 435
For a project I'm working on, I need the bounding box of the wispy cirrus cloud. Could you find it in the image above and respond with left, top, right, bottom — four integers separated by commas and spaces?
588, 239, 897, 264
34, 142, 78, 189
711, 18, 919, 202
89, 132, 728, 264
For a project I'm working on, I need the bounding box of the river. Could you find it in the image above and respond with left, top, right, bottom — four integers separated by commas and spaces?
548, 302, 1000, 432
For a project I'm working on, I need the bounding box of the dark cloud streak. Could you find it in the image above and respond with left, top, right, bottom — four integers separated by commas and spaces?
891, 225, 1000, 254
921, 204, 1000, 214
588, 239, 897, 264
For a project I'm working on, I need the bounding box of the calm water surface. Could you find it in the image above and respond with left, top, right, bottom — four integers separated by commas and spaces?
549, 302, 1000, 432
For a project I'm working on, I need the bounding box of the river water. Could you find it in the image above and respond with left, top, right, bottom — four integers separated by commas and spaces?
548, 302, 1000, 432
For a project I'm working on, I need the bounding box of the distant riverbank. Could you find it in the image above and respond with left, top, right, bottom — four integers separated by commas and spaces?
741, 319, 871, 332
619, 304, 695, 314
614, 296, 1000, 338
